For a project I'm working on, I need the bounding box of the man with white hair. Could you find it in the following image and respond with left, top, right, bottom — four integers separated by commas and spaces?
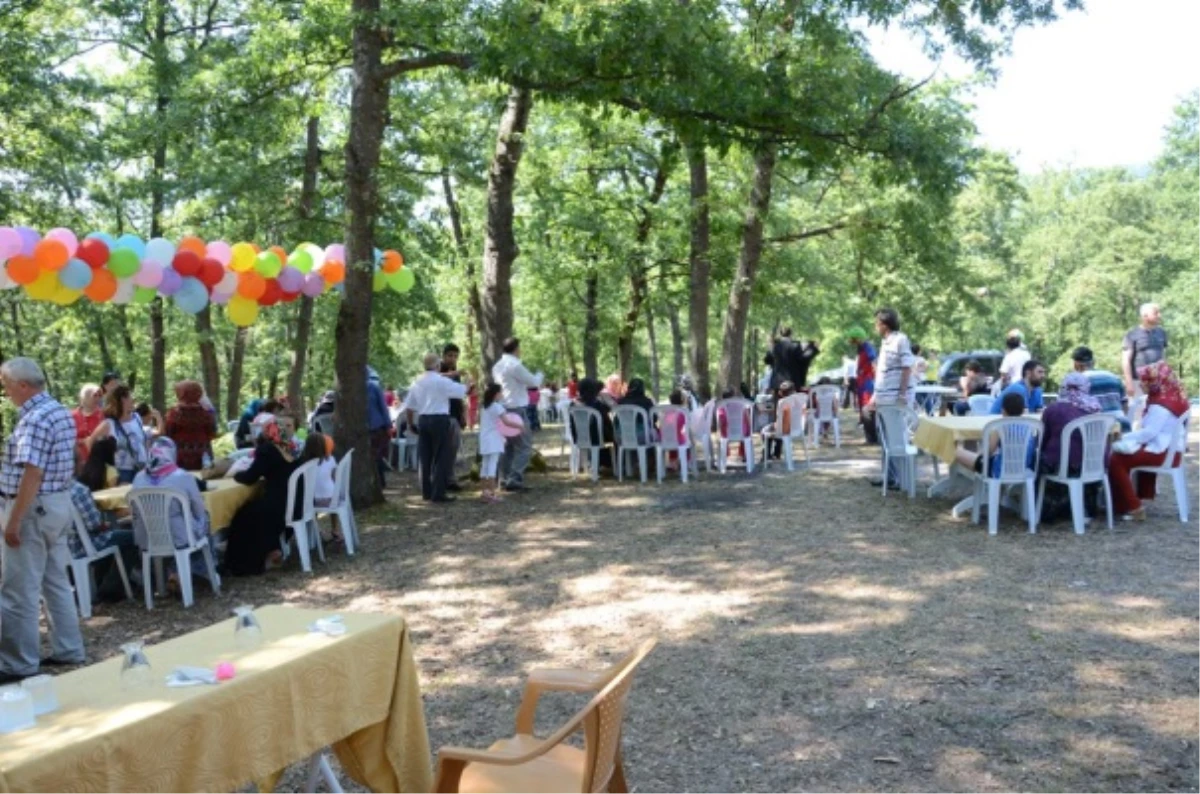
1123, 303, 1167, 397
0, 357, 85, 683
406, 353, 466, 503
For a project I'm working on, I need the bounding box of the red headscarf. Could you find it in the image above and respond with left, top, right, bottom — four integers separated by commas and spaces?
1139, 362, 1188, 417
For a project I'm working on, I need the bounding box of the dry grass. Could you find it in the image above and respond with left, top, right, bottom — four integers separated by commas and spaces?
72, 421, 1199, 792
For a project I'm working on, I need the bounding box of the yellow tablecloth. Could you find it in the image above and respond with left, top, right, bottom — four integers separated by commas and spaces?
912, 415, 995, 464
92, 478, 259, 531
0, 605, 432, 793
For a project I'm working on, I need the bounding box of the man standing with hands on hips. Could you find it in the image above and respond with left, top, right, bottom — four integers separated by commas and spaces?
0, 357, 85, 684
492, 337, 543, 492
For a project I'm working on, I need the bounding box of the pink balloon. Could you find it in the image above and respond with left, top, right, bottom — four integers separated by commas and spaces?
45, 228, 78, 256
216, 268, 238, 294
0, 228, 20, 259
301, 272, 325, 297
206, 240, 232, 267
324, 243, 345, 263
211, 289, 233, 305
133, 258, 164, 288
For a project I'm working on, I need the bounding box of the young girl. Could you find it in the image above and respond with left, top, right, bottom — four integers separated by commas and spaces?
665, 389, 688, 471
303, 432, 337, 508
478, 384, 518, 503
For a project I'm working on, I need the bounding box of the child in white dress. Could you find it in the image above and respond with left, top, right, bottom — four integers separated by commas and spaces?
478, 384, 513, 503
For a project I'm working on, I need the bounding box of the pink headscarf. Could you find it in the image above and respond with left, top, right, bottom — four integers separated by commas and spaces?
145, 437, 179, 484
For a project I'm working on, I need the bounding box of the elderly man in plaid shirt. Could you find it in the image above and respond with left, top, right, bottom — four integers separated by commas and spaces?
0, 357, 86, 683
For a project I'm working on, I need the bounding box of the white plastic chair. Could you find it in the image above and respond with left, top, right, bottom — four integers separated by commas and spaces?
971, 418, 1041, 536
312, 413, 335, 435
68, 506, 132, 619
612, 405, 653, 483
557, 399, 577, 469
127, 488, 220, 610
968, 395, 993, 416
762, 393, 811, 472
876, 405, 917, 498
538, 391, 554, 424
1130, 414, 1190, 522
568, 406, 606, 481
651, 405, 692, 483
318, 449, 358, 554
810, 386, 841, 447
226, 420, 239, 434
1036, 414, 1116, 534
1126, 395, 1147, 430
690, 400, 717, 473
715, 398, 755, 474
282, 460, 325, 573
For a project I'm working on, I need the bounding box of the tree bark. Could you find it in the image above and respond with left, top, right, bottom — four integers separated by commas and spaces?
287, 116, 322, 416
557, 315, 577, 380
226, 326, 248, 420
718, 144, 776, 395
442, 167, 484, 378
479, 86, 533, 376
582, 270, 599, 379
115, 305, 137, 391
195, 304, 221, 407
685, 141, 712, 400
666, 301, 683, 384
335, 0, 388, 507
646, 299, 661, 401
148, 0, 169, 414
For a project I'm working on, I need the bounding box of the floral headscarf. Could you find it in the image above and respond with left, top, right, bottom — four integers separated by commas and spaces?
145, 437, 179, 484
1139, 362, 1188, 417
1059, 372, 1101, 413
254, 412, 284, 445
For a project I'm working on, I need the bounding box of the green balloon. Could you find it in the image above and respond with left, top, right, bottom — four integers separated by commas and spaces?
109, 248, 141, 278
288, 249, 314, 274
372, 268, 386, 292
132, 285, 157, 304
388, 268, 415, 293
254, 251, 282, 278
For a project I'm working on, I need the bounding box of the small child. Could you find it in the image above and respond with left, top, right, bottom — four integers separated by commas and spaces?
478, 384, 515, 503
665, 389, 688, 471
302, 432, 342, 544
955, 391, 1033, 476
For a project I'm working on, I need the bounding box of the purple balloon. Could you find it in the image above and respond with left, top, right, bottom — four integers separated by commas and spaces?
15, 226, 40, 257
211, 289, 233, 305
301, 272, 325, 297
277, 265, 303, 293
158, 268, 183, 296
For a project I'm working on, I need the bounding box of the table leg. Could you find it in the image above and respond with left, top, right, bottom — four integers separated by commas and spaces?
303, 751, 344, 793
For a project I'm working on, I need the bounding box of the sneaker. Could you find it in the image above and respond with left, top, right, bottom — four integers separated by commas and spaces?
502, 482, 529, 493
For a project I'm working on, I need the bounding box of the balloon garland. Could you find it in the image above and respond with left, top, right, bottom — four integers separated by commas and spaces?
0, 226, 414, 327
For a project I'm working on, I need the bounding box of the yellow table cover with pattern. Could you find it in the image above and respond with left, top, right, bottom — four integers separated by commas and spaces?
0, 605, 432, 793
912, 415, 996, 464
92, 478, 259, 532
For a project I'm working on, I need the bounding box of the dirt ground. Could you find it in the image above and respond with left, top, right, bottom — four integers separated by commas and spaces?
73, 419, 1199, 792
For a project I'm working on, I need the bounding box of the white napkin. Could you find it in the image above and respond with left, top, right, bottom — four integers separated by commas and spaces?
166, 666, 218, 687
308, 615, 346, 637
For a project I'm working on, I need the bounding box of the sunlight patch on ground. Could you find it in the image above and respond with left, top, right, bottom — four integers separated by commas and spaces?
804, 577, 926, 604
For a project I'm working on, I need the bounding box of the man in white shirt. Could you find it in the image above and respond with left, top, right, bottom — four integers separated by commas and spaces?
490, 337, 543, 492
998, 329, 1030, 391
406, 353, 467, 503
864, 307, 914, 488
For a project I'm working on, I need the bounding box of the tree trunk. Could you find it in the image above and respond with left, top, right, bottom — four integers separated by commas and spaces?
666, 301, 683, 384
442, 167, 484, 378
196, 304, 220, 407
227, 326, 248, 420
9, 302, 23, 357
335, 0, 388, 507
479, 86, 533, 376
685, 141, 712, 400
287, 116, 322, 416
148, 0, 169, 414
718, 144, 776, 395
558, 315, 577, 380
646, 300, 661, 401
115, 305, 137, 391
582, 270, 599, 379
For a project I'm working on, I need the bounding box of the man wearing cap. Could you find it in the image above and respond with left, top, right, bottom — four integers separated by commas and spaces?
1072, 346, 1129, 430
998, 329, 1030, 390
0, 357, 86, 683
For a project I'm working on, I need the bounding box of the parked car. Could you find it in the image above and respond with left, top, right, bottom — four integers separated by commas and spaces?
937, 350, 1004, 409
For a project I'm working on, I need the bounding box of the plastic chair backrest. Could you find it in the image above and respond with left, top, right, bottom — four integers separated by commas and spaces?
876, 406, 910, 455
285, 460, 317, 524
612, 405, 650, 448
1053, 414, 1116, 480
226, 420, 239, 434
968, 395, 993, 415
555, 398, 572, 421
333, 448, 354, 507
128, 487, 193, 554
70, 505, 99, 558
569, 406, 604, 451
1165, 413, 1190, 466
313, 413, 335, 435
776, 394, 808, 439
691, 400, 716, 440
812, 386, 839, 419
650, 406, 687, 451
980, 417, 1040, 482
715, 399, 752, 442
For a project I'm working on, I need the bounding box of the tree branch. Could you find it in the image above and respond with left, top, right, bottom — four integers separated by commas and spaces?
767, 221, 847, 243
379, 51, 474, 81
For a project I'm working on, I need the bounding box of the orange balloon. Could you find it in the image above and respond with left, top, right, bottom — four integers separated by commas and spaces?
6, 255, 39, 285
250, 243, 262, 254
268, 246, 288, 267
237, 270, 267, 299
322, 260, 345, 284
178, 236, 206, 257
33, 239, 70, 271
381, 250, 403, 274
84, 268, 118, 302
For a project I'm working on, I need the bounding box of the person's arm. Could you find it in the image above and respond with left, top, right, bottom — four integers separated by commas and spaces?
513, 360, 544, 389
443, 377, 467, 400
233, 444, 275, 484
183, 475, 207, 522
1121, 347, 1135, 396
1123, 405, 1173, 445
4, 464, 43, 548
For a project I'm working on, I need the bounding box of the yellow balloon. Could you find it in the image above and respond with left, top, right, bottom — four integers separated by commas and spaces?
230, 242, 257, 273
227, 295, 259, 327
25, 269, 59, 301
50, 286, 83, 305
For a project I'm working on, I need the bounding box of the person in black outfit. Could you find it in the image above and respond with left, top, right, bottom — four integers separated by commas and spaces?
769, 327, 821, 392
572, 378, 614, 472
440, 343, 467, 492
616, 377, 657, 445
222, 414, 302, 575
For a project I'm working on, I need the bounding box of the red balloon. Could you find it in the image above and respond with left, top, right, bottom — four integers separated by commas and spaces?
198, 257, 224, 287
77, 238, 110, 268
259, 278, 282, 306
173, 250, 201, 277
280, 289, 300, 303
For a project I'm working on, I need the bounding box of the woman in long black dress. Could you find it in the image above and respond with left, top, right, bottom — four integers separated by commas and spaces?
223, 414, 300, 575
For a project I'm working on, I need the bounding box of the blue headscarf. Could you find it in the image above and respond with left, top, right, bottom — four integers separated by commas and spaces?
240, 398, 264, 423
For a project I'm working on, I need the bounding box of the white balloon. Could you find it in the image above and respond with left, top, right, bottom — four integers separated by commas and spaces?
110, 276, 136, 305
0, 260, 15, 290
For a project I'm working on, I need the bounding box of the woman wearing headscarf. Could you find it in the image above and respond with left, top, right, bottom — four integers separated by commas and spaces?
1040, 372, 1104, 475
223, 414, 302, 575
235, 398, 265, 449
616, 378, 657, 445
164, 380, 217, 470
1107, 363, 1190, 521
130, 437, 214, 589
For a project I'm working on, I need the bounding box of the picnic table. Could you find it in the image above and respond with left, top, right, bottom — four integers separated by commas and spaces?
0, 605, 431, 793
92, 478, 259, 532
